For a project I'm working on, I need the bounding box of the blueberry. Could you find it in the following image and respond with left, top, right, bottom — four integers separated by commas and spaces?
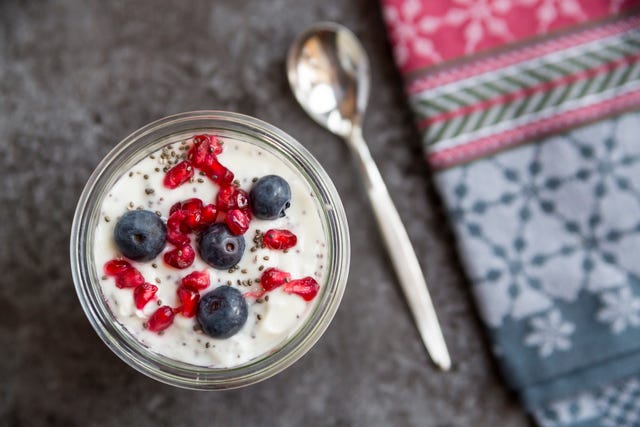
250, 175, 291, 220
198, 223, 245, 269
113, 210, 166, 261
197, 286, 248, 338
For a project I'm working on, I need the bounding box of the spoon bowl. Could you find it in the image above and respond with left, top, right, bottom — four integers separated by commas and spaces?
287, 22, 369, 138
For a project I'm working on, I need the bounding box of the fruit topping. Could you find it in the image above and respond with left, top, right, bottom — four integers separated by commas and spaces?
114, 267, 145, 289
197, 286, 248, 338
187, 134, 223, 167
166, 211, 190, 246
260, 268, 291, 291
133, 283, 158, 309
147, 306, 175, 332
104, 259, 146, 288
163, 160, 194, 189
105, 134, 323, 343
198, 223, 245, 269
283, 277, 320, 301
104, 259, 132, 276
180, 198, 204, 231
177, 286, 200, 318
250, 175, 291, 220
163, 244, 196, 269
204, 158, 234, 186
263, 229, 297, 250
168, 198, 218, 235
114, 210, 167, 261
225, 209, 251, 235
216, 185, 249, 212
200, 204, 218, 226
181, 270, 211, 291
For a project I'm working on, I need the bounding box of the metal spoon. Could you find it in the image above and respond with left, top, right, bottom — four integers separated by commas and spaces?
287, 22, 451, 371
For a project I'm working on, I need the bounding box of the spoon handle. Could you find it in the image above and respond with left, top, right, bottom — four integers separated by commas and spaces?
347, 127, 451, 371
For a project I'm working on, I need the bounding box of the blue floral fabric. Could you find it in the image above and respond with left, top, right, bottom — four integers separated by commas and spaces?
435, 111, 640, 425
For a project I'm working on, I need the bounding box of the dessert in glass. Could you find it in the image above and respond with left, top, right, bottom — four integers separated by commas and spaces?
71, 111, 350, 389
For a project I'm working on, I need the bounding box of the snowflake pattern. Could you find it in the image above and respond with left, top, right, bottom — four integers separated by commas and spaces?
518, 0, 586, 33
383, 0, 442, 67
433, 110, 640, 405
438, 113, 640, 330
597, 287, 640, 334
524, 309, 575, 357
443, 0, 514, 54
382, 0, 637, 72
534, 375, 640, 426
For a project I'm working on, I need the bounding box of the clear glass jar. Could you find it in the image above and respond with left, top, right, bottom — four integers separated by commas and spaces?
70, 111, 350, 389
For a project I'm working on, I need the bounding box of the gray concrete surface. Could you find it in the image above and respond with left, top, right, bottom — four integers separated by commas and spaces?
0, 1, 531, 426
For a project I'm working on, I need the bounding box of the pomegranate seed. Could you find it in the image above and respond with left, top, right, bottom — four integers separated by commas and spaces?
167, 211, 190, 246
283, 277, 320, 301
133, 283, 158, 309
188, 134, 223, 167
163, 160, 194, 189
169, 198, 207, 233
147, 306, 175, 332
216, 186, 237, 211
197, 134, 223, 155
104, 259, 132, 276
205, 158, 234, 185
169, 202, 182, 216
206, 135, 224, 155
226, 209, 250, 235
260, 268, 291, 291
187, 136, 210, 166
183, 210, 202, 231
235, 189, 249, 210
216, 186, 249, 211
200, 204, 218, 225
164, 244, 196, 269
177, 286, 200, 318
115, 268, 145, 289
263, 229, 297, 250
181, 270, 210, 291
181, 198, 204, 213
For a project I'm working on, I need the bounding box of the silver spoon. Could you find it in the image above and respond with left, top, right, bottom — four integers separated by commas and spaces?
287, 22, 451, 371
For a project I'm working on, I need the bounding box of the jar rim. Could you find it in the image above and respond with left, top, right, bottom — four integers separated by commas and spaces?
70, 110, 350, 389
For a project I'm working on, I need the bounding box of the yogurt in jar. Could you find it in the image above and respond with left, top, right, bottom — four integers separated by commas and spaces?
93, 134, 328, 368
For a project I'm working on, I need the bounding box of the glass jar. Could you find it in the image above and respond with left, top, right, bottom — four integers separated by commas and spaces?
70, 111, 350, 389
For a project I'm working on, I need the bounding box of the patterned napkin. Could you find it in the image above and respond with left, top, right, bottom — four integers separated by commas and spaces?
382, 1, 640, 426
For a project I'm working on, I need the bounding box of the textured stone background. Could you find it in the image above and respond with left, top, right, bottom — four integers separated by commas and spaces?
0, 1, 531, 426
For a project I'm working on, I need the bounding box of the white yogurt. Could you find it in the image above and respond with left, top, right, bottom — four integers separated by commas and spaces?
93, 136, 328, 367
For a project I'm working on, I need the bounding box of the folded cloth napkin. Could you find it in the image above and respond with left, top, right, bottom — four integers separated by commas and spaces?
382, 1, 640, 425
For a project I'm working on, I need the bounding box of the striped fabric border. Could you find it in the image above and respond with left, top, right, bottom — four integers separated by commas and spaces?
413, 13, 640, 170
